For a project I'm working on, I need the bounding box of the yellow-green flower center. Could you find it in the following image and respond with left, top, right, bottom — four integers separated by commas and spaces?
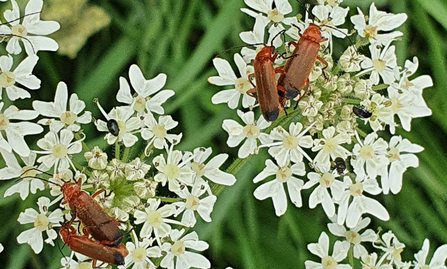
164, 164, 180, 179
319, 173, 334, 188
235, 77, 251, 94
267, 8, 284, 23
283, 135, 298, 150
146, 210, 162, 228
373, 58, 386, 73
350, 182, 363, 196
322, 138, 338, 154
132, 246, 146, 262
60, 111, 77, 125
345, 230, 361, 245
185, 194, 200, 210
133, 96, 146, 113
171, 241, 185, 256
153, 124, 167, 138
243, 124, 260, 139
0, 113, 9, 131
276, 166, 291, 183
11, 24, 27, 37
388, 147, 400, 162
191, 161, 205, 177
359, 144, 374, 160
34, 214, 49, 232
52, 143, 68, 159
363, 24, 377, 39
0, 71, 15, 88
321, 256, 337, 269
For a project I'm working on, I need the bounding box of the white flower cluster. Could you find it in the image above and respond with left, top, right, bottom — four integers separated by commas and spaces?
208, 0, 442, 268
0, 0, 237, 268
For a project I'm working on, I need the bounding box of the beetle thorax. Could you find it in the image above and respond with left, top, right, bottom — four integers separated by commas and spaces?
303, 24, 323, 43
61, 183, 81, 202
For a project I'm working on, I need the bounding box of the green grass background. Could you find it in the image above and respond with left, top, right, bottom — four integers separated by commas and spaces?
0, 0, 446, 268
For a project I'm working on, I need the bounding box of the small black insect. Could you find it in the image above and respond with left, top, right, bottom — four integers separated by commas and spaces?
333, 157, 346, 175
353, 106, 372, 119
107, 119, 120, 136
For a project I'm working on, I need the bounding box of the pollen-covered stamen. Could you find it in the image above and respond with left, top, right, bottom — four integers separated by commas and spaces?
146, 210, 162, 228
52, 143, 68, 159
11, 24, 28, 37
191, 161, 205, 177
0, 71, 16, 88
164, 164, 180, 179
322, 138, 338, 154
372, 58, 386, 73
319, 173, 334, 188
60, 111, 77, 125
235, 77, 251, 94
267, 8, 284, 23
34, 214, 49, 232
153, 124, 167, 138
321, 256, 337, 269
387, 147, 400, 162
185, 195, 200, 210
132, 246, 146, 262
345, 230, 361, 245
243, 124, 260, 139
0, 113, 9, 131
363, 24, 377, 39
171, 240, 185, 256
282, 135, 298, 150
133, 96, 146, 113
359, 144, 374, 160
276, 166, 291, 183
349, 182, 363, 196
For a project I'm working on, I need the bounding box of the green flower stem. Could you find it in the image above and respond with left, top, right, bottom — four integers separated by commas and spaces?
348, 244, 354, 267
122, 146, 131, 163
115, 142, 120, 160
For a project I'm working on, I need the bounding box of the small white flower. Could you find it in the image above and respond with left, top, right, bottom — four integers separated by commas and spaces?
32, 81, 92, 132
160, 229, 211, 269
298, 95, 324, 117
358, 94, 394, 132
2, 151, 45, 200
2, 0, 60, 55
120, 236, 162, 269
84, 146, 108, 170
339, 46, 365, 73
304, 232, 351, 269
328, 217, 377, 258
222, 110, 271, 159
361, 253, 393, 269
267, 122, 314, 165
374, 231, 406, 267
172, 180, 217, 227
117, 65, 174, 115
351, 132, 389, 179
311, 126, 351, 172
124, 157, 151, 181
350, 2, 407, 45
381, 136, 423, 194
414, 239, 447, 269
253, 159, 305, 216
153, 147, 194, 192
0, 102, 43, 156
304, 170, 345, 218
208, 53, 256, 109
134, 198, 182, 245
17, 196, 63, 253
358, 42, 397, 85
141, 113, 182, 151
0, 54, 40, 101
312, 4, 349, 48
35, 129, 83, 173
337, 175, 389, 228
186, 147, 236, 186
95, 104, 141, 147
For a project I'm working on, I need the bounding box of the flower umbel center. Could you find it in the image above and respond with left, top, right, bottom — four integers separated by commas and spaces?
350, 182, 363, 196
185, 194, 200, 210
52, 143, 68, 159
171, 241, 185, 256
60, 111, 77, 125
267, 8, 284, 23
319, 173, 334, 188
133, 96, 146, 112
322, 138, 338, 154
243, 124, 260, 139
164, 164, 180, 179
153, 124, 167, 138
34, 214, 49, 232
235, 77, 251, 94
283, 135, 298, 150
276, 166, 292, 183
132, 247, 146, 262
191, 162, 205, 177
345, 230, 361, 245
359, 144, 374, 160
147, 210, 162, 228
0, 71, 15, 87
373, 58, 386, 73
321, 256, 337, 269
0, 113, 9, 131
11, 24, 28, 37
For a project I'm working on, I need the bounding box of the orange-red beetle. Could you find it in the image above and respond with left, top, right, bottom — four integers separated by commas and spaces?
59, 222, 128, 266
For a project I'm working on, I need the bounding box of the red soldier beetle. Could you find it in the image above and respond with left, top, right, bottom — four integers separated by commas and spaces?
277, 22, 328, 100
20, 168, 123, 247
59, 222, 128, 266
